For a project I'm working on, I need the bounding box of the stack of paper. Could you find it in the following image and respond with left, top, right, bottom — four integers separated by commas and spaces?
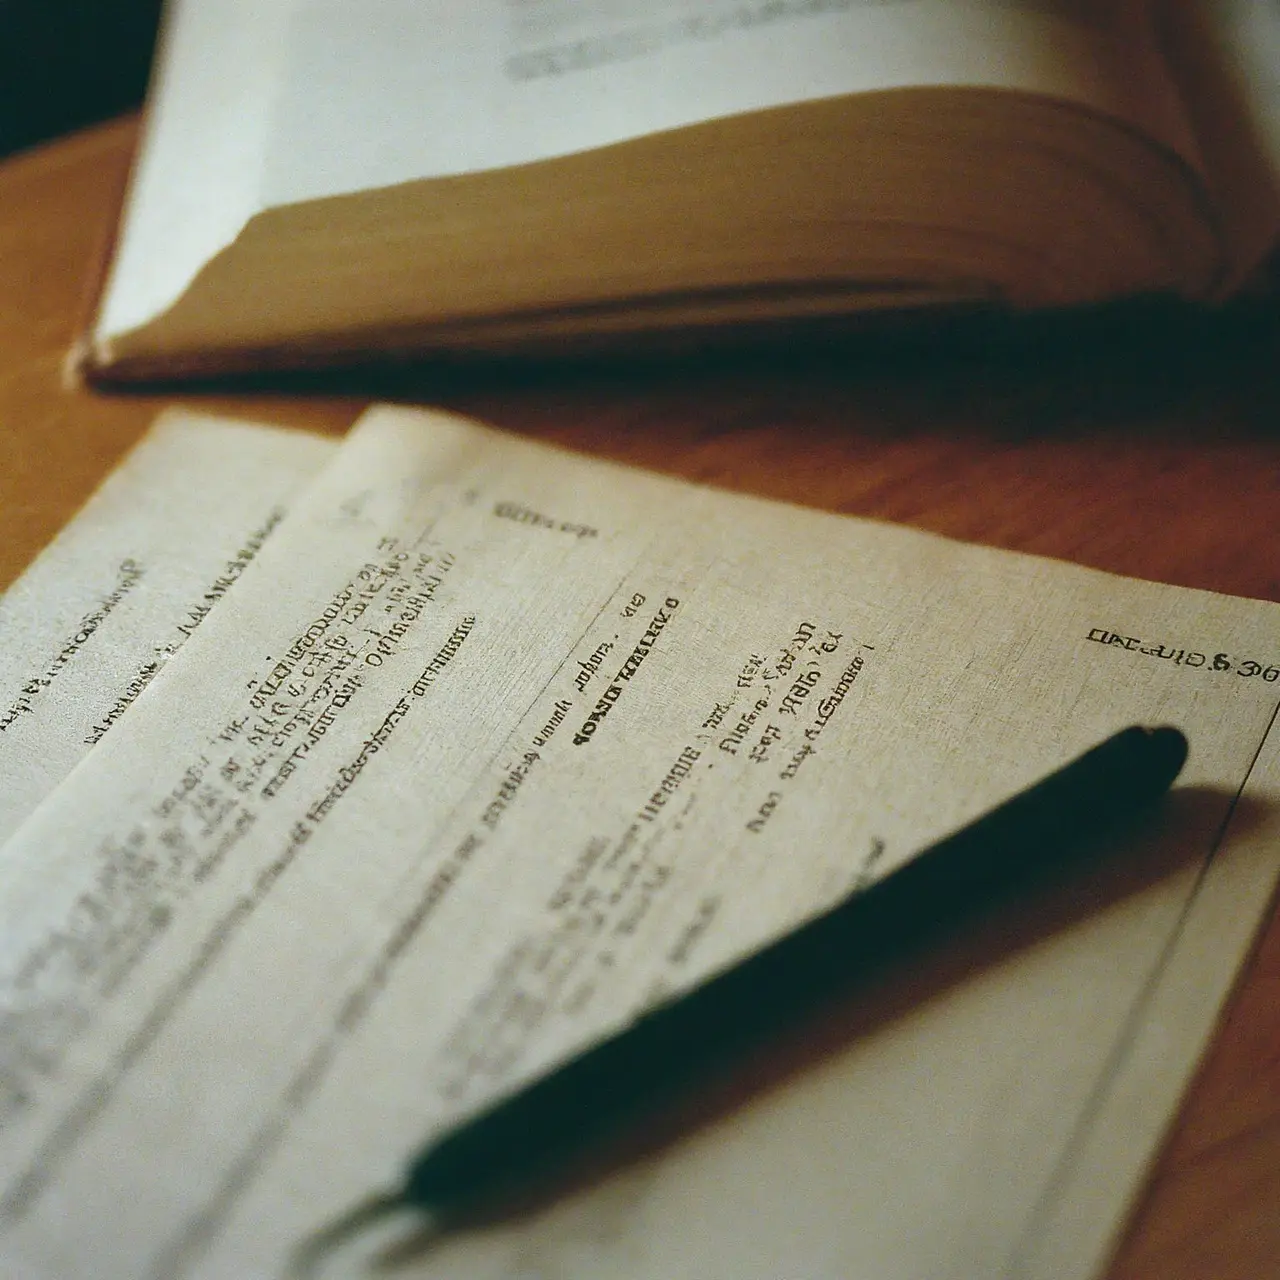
1, 406, 1277, 1280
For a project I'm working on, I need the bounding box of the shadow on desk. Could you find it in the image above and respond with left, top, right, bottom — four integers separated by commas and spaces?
107, 293, 1280, 443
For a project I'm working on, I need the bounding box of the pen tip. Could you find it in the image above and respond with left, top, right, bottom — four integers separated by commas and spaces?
288, 1188, 414, 1279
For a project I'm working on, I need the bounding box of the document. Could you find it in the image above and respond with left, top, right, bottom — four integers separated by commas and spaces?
0, 411, 333, 844
0, 406, 1276, 1280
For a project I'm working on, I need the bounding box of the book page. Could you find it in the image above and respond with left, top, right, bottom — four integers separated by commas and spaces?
261, 0, 1186, 203
0, 411, 333, 845
94, 0, 303, 342
0, 407, 1275, 1280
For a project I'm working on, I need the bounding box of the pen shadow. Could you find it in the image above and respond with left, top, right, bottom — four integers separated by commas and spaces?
373, 783, 1268, 1272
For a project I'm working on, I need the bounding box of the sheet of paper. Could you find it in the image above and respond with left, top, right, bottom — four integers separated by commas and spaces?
0, 410, 334, 845
0, 406, 1275, 1280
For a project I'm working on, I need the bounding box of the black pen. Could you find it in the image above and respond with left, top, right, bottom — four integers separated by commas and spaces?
294, 724, 1188, 1274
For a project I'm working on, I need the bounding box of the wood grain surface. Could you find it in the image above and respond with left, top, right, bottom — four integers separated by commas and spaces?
1, 116, 1277, 1278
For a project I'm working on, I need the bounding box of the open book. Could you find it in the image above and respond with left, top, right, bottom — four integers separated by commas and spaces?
80, 0, 1280, 383
1, 405, 1277, 1280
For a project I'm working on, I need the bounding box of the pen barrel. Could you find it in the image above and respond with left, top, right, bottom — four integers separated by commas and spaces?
405, 725, 1187, 1212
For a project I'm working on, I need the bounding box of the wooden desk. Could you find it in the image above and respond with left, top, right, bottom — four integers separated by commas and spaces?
2, 118, 1278, 1279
